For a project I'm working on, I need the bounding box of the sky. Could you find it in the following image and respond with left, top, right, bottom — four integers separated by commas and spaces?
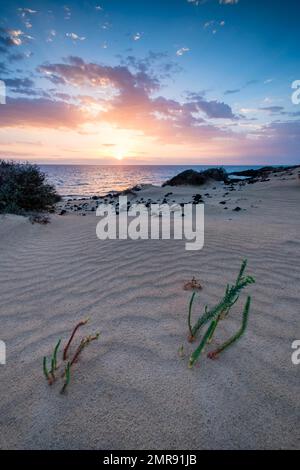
0, 0, 300, 165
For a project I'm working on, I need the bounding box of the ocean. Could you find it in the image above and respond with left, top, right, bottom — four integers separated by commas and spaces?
40, 164, 263, 197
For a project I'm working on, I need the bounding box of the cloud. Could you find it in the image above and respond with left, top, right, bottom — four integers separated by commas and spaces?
46, 29, 56, 43
133, 32, 143, 41
187, 0, 207, 5
260, 106, 285, 114
35, 56, 238, 147
66, 32, 85, 41
204, 20, 225, 34
17, 8, 37, 15
0, 29, 23, 47
38, 56, 161, 93
224, 79, 259, 96
17, 9, 37, 30
176, 47, 190, 56
219, 0, 239, 4
101, 22, 111, 30
64, 6, 71, 20
188, 0, 238, 5
0, 28, 33, 49
245, 80, 258, 86
224, 88, 241, 95
3, 53, 298, 160
0, 62, 8, 74
5, 78, 35, 89
191, 97, 237, 119
8, 51, 33, 61
4, 77, 50, 97
0, 97, 90, 129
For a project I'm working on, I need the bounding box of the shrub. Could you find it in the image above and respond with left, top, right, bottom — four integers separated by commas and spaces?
0, 160, 60, 215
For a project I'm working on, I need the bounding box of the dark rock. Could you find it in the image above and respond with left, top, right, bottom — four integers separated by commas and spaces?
230, 165, 300, 180
193, 194, 203, 202
121, 188, 137, 196
131, 185, 142, 192
59, 209, 66, 215
29, 214, 50, 224
233, 206, 242, 212
162, 167, 229, 187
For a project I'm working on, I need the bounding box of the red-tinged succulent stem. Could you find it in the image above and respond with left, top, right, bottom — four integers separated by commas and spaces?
63, 318, 89, 360
70, 333, 100, 366
60, 362, 71, 394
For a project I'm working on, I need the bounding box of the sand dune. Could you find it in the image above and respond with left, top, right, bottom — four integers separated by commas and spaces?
0, 169, 299, 449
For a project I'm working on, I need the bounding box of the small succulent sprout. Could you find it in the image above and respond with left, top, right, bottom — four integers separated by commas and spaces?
43, 356, 50, 382
60, 362, 71, 394
50, 357, 56, 382
188, 292, 196, 341
52, 339, 61, 370
178, 345, 185, 358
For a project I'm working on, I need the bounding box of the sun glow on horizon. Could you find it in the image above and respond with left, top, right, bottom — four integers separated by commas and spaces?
113, 139, 134, 161
115, 151, 124, 161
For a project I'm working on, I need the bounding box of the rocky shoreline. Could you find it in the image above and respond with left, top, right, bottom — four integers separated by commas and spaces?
55, 165, 299, 216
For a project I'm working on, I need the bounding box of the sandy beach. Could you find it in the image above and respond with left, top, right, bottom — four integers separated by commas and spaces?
0, 167, 299, 450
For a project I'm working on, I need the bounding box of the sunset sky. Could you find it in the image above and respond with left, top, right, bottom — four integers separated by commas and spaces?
0, 0, 300, 165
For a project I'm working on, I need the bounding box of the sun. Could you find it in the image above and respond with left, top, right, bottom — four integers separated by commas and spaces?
114, 148, 128, 161
115, 152, 124, 161
111, 136, 134, 161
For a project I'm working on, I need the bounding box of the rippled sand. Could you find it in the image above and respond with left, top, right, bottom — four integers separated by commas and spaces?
0, 169, 299, 449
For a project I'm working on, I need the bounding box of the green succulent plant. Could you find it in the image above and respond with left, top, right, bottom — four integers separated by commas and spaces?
187, 259, 255, 368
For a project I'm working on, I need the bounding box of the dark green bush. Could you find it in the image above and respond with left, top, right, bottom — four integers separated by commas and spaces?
0, 160, 60, 214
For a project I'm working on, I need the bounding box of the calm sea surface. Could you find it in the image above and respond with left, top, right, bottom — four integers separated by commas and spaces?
40, 164, 263, 197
